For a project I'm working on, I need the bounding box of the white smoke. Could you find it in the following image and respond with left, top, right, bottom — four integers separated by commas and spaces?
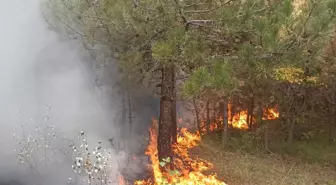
0, 0, 141, 184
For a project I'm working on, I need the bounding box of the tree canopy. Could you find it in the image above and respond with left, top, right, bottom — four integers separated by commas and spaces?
44, 0, 336, 174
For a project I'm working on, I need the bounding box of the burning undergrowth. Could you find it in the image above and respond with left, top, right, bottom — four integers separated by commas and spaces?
123, 105, 280, 185
129, 119, 227, 185
199, 105, 280, 132
11, 104, 279, 185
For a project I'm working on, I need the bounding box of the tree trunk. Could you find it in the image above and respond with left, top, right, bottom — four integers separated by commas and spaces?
193, 97, 202, 134
229, 101, 234, 128
171, 65, 177, 145
120, 89, 127, 141
287, 120, 295, 146
264, 124, 269, 151
329, 117, 335, 144
257, 102, 268, 150
247, 98, 255, 130
125, 90, 132, 152
127, 90, 133, 137
158, 64, 175, 166
221, 98, 229, 145
206, 101, 210, 131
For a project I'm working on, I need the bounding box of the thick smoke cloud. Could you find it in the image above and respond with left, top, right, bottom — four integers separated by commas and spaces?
0, 0, 156, 184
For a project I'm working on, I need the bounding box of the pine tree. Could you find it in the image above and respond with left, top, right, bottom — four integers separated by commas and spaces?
44, 0, 336, 166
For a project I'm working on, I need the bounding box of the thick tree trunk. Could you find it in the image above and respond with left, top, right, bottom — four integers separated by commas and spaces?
221, 98, 229, 145
158, 64, 176, 166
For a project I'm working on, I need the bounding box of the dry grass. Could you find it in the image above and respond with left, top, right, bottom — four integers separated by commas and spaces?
192, 140, 336, 185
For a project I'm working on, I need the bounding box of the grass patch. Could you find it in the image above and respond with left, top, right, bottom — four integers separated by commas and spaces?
192, 137, 336, 185
202, 132, 336, 167
269, 142, 336, 165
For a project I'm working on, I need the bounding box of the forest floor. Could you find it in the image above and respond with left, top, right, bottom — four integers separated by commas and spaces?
192, 137, 336, 185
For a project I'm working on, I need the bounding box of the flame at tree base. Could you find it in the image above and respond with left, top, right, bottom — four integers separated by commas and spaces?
134, 119, 226, 185
130, 106, 279, 184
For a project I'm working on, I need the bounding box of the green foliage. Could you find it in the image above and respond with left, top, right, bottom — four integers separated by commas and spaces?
158, 157, 181, 185
159, 157, 171, 167
46, 1, 336, 175
211, 60, 237, 92
45, 0, 336, 98
182, 67, 212, 98
182, 59, 238, 98
152, 39, 177, 62
274, 67, 305, 83
281, 0, 294, 17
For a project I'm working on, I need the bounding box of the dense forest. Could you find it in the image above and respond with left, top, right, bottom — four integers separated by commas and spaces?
41, 0, 336, 184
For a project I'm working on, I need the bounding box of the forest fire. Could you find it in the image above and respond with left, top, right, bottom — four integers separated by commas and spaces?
228, 109, 250, 130
227, 106, 279, 130
121, 106, 279, 185
262, 108, 280, 120
133, 119, 226, 185
199, 105, 280, 131
119, 175, 126, 185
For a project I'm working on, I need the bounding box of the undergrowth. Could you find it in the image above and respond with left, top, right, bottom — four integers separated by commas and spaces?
203, 130, 336, 167
194, 135, 336, 185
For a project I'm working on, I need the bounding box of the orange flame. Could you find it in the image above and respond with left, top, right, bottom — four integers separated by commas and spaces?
120, 105, 279, 185
134, 119, 226, 185
228, 110, 250, 130
262, 108, 279, 120
118, 175, 126, 185
200, 105, 279, 131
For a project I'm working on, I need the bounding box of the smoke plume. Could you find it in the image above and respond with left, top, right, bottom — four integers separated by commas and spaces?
0, 0, 155, 184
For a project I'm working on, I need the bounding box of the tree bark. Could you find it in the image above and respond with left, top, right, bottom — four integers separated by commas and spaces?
127, 90, 133, 137
247, 98, 255, 130
158, 64, 176, 166
221, 98, 229, 145
287, 121, 295, 146
229, 101, 235, 127
120, 89, 127, 141
171, 65, 177, 145
193, 97, 202, 134
257, 101, 268, 150
206, 101, 210, 131
329, 117, 335, 144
